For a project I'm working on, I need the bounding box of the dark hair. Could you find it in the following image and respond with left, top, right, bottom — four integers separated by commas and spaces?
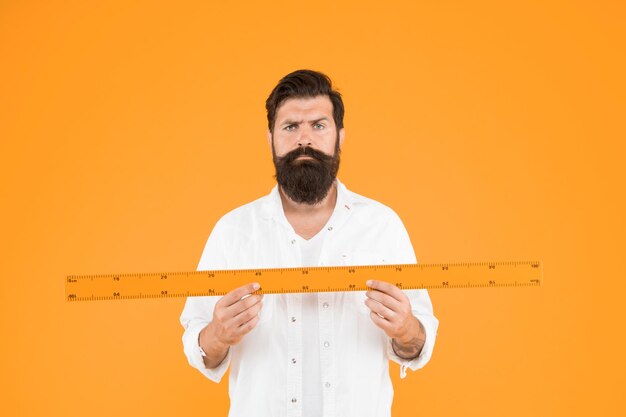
265, 69, 344, 133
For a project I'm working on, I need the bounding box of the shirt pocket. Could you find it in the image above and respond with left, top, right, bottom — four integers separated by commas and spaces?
342, 251, 388, 316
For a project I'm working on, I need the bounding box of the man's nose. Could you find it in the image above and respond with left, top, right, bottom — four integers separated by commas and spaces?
297, 126, 313, 147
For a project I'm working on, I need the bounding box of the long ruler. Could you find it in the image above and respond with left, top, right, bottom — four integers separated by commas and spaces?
65, 260, 542, 302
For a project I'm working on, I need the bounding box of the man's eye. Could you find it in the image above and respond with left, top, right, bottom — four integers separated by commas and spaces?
285, 125, 295, 131
314, 124, 325, 129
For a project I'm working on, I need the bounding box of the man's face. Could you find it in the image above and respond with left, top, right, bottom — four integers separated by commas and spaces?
268, 95, 345, 204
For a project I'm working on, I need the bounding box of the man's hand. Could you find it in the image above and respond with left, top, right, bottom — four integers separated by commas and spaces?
199, 283, 263, 368
208, 282, 264, 346
364, 280, 426, 360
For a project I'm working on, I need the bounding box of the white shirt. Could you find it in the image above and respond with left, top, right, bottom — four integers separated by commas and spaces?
298, 233, 324, 417
180, 179, 439, 417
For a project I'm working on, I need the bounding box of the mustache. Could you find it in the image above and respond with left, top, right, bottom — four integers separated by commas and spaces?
277, 146, 335, 164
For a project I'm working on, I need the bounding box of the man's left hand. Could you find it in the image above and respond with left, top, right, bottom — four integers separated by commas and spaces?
364, 280, 424, 352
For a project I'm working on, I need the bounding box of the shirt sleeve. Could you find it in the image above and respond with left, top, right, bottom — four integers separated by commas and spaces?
383, 211, 440, 379
179, 218, 232, 383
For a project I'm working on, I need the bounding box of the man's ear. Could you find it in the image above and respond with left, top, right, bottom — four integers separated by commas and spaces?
266, 130, 272, 150
339, 128, 345, 149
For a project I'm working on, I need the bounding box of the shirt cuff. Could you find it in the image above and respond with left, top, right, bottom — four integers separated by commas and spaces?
182, 322, 231, 383
386, 313, 438, 379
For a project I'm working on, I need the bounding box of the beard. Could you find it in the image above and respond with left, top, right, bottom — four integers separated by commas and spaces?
272, 136, 341, 205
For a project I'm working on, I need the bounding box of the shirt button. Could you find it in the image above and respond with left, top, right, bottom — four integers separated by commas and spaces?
291, 358, 297, 364
291, 398, 297, 403
322, 302, 329, 309
291, 239, 296, 244
325, 382, 331, 388
327, 226, 333, 231
324, 341, 330, 348
291, 317, 296, 322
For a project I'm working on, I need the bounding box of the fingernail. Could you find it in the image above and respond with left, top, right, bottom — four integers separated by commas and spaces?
253, 283, 260, 290
366, 280, 373, 287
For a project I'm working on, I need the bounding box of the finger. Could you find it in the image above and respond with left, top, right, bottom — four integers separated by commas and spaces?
225, 293, 264, 319
236, 314, 261, 337
218, 282, 261, 308
366, 280, 407, 303
366, 289, 402, 314
229, 299, 263, 328
369, 311, 392, 331
364, 297, 397, 321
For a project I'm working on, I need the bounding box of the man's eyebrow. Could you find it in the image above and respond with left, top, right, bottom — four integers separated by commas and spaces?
280, 117, 330, 127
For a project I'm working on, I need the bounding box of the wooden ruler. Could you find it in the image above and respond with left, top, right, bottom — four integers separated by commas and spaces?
65, 260, 542, 302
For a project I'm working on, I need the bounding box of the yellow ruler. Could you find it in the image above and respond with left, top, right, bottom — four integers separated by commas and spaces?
65, 260, 542, 302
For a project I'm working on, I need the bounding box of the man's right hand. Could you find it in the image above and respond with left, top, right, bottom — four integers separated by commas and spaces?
198, 283, 263, 368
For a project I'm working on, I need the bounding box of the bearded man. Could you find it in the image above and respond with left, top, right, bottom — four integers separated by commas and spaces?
180, 69, 439, 417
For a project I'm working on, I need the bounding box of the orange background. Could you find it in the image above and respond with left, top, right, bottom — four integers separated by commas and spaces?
1, 1, 624, 416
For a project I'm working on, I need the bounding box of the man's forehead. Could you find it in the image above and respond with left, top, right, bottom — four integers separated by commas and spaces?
276, 95, 333, 120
